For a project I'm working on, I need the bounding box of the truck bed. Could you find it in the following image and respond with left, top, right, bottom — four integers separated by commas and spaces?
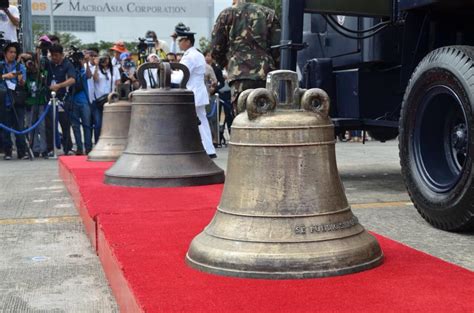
399, 0, 474, 10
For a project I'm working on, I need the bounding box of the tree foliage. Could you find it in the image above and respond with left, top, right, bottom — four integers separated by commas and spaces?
30, 24, 139, 55
248, 0, 281, 17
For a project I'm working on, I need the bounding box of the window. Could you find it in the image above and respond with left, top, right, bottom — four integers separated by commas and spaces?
32, 16, 95, 32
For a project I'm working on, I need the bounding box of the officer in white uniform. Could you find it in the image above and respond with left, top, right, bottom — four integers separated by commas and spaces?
171, 25, 217, 158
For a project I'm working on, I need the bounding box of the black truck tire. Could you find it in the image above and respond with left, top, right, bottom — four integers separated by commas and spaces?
399, 46, 474, 231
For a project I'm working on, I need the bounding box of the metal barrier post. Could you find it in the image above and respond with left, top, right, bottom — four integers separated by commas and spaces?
50, 91, 58, 159
215, 93, 220, 146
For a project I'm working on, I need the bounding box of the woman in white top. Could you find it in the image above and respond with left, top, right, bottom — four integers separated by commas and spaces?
91, 55, 120, 141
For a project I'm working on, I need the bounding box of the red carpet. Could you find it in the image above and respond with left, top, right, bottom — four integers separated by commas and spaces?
60, 156, 474, 313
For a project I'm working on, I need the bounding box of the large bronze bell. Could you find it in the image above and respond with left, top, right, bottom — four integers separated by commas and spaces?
186, 71, 383, 279
88, 85, 132, 162
104, 62, 225, 187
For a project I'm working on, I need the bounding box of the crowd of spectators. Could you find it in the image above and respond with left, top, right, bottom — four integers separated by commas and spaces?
0, 32, 233, 161
0, 0, 278, 161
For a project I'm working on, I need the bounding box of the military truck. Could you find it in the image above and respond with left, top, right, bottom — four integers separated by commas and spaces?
279, 0, 474, 231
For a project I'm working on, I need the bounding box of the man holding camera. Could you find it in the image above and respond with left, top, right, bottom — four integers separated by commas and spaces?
0, 42, 26, 160
0, 1, 19, 42
47, 44, 76, 155
69, 50, 92, 155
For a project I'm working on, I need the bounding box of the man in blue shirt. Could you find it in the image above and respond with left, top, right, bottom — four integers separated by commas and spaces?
69, 52, 92, 155
47, 44, 76, 155
0, 42, 27, 160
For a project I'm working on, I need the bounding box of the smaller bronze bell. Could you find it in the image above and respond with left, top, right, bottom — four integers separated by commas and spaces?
88, 85, 132, 162
104, 62, 225, 187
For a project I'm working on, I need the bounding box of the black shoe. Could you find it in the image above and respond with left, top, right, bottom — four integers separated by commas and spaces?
41, 152, 49, 159
75, 149, 84, 156
85, 149, 92, 155
33, 152, 40, 158
208, 154, 217, 159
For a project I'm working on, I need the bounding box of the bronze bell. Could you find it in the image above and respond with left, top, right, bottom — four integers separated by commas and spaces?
88, 85, 132, 162
104, 62, 225, 187
186, 71, 383, 279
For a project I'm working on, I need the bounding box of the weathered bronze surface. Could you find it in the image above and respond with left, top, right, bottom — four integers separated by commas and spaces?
186, 71, 383, 279
104, 62, 225, 187
88, 86, 132, 162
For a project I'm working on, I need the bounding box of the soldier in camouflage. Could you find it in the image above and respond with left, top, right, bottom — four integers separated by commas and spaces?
211, 0, 281, 113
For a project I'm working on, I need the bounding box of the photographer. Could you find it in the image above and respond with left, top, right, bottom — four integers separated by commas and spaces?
92, 54, 120, 141
23, 52, 48, 158
84, 48, 97, 118
120, 52, 139, 90
110, 40, 128, 71
145, 30, 169, 60
0, 42, 26, 160
69, 49, 92, 155
47, 44, 76, 155
0, 2, 19, 42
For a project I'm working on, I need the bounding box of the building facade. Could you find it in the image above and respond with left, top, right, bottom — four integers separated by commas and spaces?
29, 0, 215, 44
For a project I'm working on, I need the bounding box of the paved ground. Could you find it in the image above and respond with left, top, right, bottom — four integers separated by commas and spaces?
0, 139, 472, 312
0, 158, 118, 313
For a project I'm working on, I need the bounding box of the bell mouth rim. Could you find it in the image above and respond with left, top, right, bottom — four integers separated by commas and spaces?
105, 170, 224, 180
231, 125, 333, 130
185, 252, 384, 280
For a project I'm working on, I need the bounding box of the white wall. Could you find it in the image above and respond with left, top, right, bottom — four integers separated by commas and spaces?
30, 0, 216, 44
74, 16, 213, 44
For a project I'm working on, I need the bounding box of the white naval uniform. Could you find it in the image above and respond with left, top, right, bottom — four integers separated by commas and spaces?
171, 46, 216, 155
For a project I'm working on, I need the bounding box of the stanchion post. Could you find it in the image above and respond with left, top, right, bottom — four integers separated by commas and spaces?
216, 93, 220, 146
50, 91, 58, 159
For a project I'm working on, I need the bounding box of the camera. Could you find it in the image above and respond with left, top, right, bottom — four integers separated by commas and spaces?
67, 45, 84, 68
123, 60, 135, 69
0, 0, 9, 9
137, 37, 155, 57
137, 37, 148, 55
145, 37, 155, 47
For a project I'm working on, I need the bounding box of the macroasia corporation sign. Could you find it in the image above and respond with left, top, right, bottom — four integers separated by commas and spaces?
31, 0, 214, 17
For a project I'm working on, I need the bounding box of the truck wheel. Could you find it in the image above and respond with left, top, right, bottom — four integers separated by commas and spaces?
399, 46, 474, 231
368, 128, 399, 142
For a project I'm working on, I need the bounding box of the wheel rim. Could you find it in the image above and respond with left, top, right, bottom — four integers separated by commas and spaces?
413, 85, 469, 193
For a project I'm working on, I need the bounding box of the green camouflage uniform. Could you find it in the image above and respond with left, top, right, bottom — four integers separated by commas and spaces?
211, 3, 281, 112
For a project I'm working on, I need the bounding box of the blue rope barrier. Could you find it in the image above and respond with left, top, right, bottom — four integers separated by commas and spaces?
0, 103, 52, 136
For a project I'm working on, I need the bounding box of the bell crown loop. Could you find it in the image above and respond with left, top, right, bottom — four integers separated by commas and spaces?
266, 70, 301, 109
136, 62, 190, 89
107, 92, 119, 104
246, 70, 331, 120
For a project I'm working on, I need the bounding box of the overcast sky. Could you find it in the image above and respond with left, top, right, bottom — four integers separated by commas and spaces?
214, 0, 231, 19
